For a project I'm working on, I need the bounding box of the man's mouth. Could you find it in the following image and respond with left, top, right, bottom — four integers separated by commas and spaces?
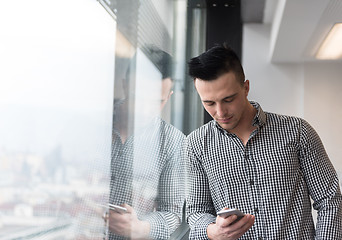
217, 116, 233, 124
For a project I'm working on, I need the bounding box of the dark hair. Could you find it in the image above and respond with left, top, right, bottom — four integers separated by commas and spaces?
147, 46, 173, 80
188, 43, 245, 85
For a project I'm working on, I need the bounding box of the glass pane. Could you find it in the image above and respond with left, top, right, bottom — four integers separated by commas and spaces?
106, 0, 187, 238
109, 44, 186, 239
0, 0, 116, 238
0, 0, 189, 239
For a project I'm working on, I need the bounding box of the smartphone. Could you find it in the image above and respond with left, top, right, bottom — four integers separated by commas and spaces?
98, 203, 128, 213
217, 208, 245, 219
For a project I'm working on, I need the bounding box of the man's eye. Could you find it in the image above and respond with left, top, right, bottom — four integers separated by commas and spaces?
224, 99, 233, 103
204, 102, 214, 106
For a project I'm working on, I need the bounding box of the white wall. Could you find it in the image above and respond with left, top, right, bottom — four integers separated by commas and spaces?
303, 62, 342, 170
243, 24, 304, 117
242, 23, 342, 175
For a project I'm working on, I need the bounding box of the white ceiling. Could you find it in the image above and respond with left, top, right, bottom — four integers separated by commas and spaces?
268, 0, 342, 63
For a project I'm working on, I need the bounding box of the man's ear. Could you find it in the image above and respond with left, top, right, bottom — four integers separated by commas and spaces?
163, 90, 173, 105
244, 80, 250, 96
168, 90, 174, 100
160, 90, 173, 110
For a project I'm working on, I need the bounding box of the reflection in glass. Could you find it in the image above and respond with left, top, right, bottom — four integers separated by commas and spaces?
108, 47, 185, 239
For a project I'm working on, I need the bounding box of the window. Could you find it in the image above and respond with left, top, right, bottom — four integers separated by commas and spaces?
0, 0, 115, 238
0, 0, 189, 239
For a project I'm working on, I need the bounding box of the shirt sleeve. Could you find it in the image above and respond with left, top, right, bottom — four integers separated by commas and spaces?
143, 135, 186, 239
186, 135, 217, 240
299, 119, 342, 239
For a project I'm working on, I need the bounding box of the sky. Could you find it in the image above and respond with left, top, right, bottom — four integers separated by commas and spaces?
0, 0, 116, 160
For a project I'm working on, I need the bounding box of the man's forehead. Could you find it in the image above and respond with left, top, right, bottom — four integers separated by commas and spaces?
195, 73, 241, 98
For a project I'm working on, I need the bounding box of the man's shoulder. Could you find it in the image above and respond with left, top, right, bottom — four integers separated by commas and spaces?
265, 111, 303, 124
187, 120, 216, 140
158, 118, 185, 140
264, 111, 305, 132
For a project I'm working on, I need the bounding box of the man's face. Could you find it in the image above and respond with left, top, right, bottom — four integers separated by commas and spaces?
133, 77, 173, 125
194, 72, 250, 133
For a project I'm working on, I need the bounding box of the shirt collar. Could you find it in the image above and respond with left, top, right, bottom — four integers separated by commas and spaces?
213, 101, 266, 132
250, 101, 266, 127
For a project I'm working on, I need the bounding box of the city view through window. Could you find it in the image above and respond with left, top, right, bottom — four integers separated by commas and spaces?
0, 0, 116, 238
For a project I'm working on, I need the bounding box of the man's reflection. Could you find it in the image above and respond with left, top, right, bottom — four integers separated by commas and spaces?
107, 48, 185, 239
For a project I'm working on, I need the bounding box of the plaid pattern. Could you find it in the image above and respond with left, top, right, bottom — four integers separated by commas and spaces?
109, 117, 186, 239
186, 101, 342, 239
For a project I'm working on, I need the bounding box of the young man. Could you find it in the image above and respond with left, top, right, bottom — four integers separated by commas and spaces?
186, 44, 342, 239
107, 49, 186, 239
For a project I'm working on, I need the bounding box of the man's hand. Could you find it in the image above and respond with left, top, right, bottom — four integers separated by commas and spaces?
107, 204, 151, 240
207, 209, 255, 240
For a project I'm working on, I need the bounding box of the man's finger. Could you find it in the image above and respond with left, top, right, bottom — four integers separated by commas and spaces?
231, 215, 255, 237
122, 203, 133, 213
220, 214, 237, 227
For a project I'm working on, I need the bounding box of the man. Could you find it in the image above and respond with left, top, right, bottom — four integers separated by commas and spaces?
186, 44, 342, 239
107, 48, 186, 239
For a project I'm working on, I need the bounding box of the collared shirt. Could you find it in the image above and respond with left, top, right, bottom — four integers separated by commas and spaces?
110, 117, 186, 239
186, 101, 342, 239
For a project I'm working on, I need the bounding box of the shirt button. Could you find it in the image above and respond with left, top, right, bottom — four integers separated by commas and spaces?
258, 237, 263, 240
249, 180, 254, 185
255, 208, 259, 213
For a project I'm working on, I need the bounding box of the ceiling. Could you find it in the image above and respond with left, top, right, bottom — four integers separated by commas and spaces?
266, 0, 342, 63
194, 0, 342, 62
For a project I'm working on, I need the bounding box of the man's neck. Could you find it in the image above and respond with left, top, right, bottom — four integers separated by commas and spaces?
230, 102, 257, 146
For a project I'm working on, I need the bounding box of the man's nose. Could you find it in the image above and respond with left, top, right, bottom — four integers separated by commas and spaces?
216, 103, 227, 117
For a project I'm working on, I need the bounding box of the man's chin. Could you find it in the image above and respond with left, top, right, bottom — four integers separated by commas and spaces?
217, 122, 236, 132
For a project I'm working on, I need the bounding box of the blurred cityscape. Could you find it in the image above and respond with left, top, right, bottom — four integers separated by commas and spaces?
0, 146, 111, 239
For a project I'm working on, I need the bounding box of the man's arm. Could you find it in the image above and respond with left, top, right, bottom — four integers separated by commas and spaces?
186, 135, 217, 239
299, 119, 342, 239
141, 133, 186, 239
186, 136, 255, 240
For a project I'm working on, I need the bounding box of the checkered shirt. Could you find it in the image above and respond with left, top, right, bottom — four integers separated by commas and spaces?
186, 101, 342, 239
109, 117, 186, 239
